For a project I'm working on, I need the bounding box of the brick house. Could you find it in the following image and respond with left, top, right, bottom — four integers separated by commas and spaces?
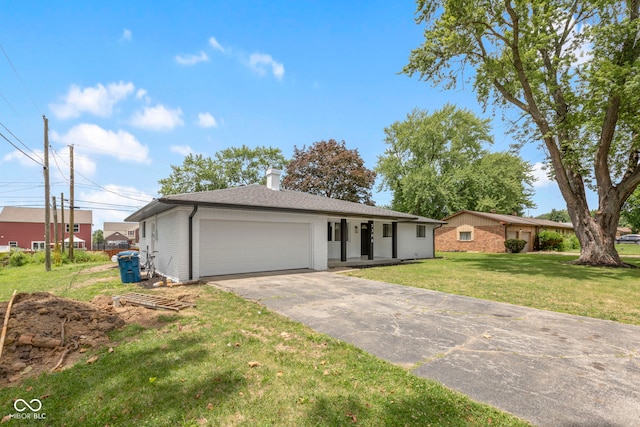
435, 210, 574, 253
0, 206, 93, 251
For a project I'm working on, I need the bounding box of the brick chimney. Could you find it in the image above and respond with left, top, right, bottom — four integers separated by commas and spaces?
266, 168, 281, 191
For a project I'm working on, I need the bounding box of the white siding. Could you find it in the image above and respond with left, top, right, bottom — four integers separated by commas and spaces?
397, 223, 436, 259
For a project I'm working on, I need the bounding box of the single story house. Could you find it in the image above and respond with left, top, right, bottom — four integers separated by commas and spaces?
103, 222, 139, 245
125, 169, 445, 282
435, 210, 574, 253
0, 206, 93, 251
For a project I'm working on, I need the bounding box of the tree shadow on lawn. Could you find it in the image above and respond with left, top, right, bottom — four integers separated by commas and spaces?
0, 336, 245, 426
442, 253, 640, 281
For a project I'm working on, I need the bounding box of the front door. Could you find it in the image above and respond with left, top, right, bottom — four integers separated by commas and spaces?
361, 223, 370, 256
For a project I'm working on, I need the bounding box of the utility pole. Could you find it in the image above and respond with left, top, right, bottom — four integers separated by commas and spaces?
52, 196, 58, 252
43, 115, 51, 271
69, 144, 74, 260
60, 192, 65, 250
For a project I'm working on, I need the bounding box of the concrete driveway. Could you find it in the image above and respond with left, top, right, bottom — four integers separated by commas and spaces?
208, 270, 640, 427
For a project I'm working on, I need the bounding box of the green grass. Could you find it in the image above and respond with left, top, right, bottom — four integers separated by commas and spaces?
347, 252, 640, 325
614, 242, 640, 256
0, 262, 530, 426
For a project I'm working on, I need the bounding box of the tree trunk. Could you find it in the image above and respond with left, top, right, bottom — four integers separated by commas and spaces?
569, 200, 629, 267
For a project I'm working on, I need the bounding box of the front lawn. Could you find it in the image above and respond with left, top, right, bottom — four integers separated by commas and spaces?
0, 262, 529, 426
347, 252, 640, 325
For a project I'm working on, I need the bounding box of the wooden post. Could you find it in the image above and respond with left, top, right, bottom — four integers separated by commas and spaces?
43, 116, 51, 271
69, 144, 74, 260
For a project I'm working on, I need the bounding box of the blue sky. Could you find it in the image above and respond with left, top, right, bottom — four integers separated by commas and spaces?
0, 0, 571, 229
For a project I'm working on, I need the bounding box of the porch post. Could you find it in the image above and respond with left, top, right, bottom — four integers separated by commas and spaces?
392, 222, 398, 259
340, 218, 347, 262
368, 220, 374, 260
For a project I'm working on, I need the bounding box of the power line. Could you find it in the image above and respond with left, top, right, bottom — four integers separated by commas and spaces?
0, 120, 42, 162
0, 43, 43, 115
0, 130, 43, 166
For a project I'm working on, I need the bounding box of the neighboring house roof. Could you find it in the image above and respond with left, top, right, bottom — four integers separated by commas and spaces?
105, 231, 129, 242
125, 185, 445, 224
104, 222, 139, 232
442, 210, 574, 230
0, 206, 93, 224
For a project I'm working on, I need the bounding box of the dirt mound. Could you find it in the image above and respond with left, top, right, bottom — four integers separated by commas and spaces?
0, 292, 167, 385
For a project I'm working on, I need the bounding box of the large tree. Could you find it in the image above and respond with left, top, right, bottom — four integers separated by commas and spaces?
377, 105, 535, 219
282, 139, 376, 204
159, 145, 287, 195
403, 0, 640, 266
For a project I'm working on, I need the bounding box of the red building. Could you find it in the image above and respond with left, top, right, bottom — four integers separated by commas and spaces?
0, 207, 93, 251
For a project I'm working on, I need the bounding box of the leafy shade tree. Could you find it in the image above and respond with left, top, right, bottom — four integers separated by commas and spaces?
403, 0, 640, 266
159, 146, 287, 195
377, 105, 535, 219
536, 209, 571, 223
621, 188, 640, 233
92, 229, 104, 245
282, 139, 376, 204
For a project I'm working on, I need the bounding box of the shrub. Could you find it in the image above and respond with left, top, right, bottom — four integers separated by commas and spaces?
9, 251, 28, 267
538, 230, 565, 251
504, 239, 527, 253
563, 233, 580, 250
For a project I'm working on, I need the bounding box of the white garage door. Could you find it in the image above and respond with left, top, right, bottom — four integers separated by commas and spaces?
199, 220, 311, 276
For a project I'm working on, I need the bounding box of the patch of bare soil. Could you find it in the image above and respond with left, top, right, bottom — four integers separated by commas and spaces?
0, 289, 199, 386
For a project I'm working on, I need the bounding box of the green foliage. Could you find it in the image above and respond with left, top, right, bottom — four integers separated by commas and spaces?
92, 229, 104, 244
504, 239, 527, 253
9, 250, 28, 267
621, 188, 640, 233
282, 139, 376, 204
564, 233, 580, 250
536, 209, 571, 223
538, 230, 566, 251
376, 105, 535, 219
403, 0, 640, 265
158, 145, 287, 195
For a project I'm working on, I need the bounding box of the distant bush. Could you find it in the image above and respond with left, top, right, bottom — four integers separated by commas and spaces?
504, 239, 527, 253
538, 230, 565, 251
9, 251, 28, 267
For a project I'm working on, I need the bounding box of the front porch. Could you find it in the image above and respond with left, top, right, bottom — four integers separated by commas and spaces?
327, 257, 409, 269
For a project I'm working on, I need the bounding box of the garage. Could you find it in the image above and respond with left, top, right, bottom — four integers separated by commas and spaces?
198, 219, 311, 276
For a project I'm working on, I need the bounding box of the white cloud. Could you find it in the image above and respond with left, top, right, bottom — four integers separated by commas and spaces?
197, 112, 218, 128
532, 162, 554, 187
3, 149, 44, 167
248, 53, 285, 80
175, 50, 209, 66
50, 81, 135, 119
130, 104, 184, 131
120, 29, 132, 42
170, 145, 193, 156
51, 123, 150, 164
209, 36, 225, 53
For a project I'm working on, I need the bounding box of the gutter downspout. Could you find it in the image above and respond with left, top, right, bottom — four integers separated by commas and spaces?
432, 223, 443, 257
189, 205, 198, 281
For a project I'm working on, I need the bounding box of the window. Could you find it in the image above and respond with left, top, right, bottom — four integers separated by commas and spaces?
383, 224, 392, 238
459, 231, 472, 241
32, 241, 45, 251
142, 221, 146, 238
65, 224, 80, 233
416, 225, 426, 238
127, 230, 135, 237
330, 222, 348, 242
8, 241, 17, 248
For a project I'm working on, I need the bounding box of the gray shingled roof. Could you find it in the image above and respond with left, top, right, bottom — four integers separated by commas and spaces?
125, 185, 445, 223
444, 210, 574, 229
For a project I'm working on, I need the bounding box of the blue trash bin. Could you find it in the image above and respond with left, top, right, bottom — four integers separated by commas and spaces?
117, 251, 141, 283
